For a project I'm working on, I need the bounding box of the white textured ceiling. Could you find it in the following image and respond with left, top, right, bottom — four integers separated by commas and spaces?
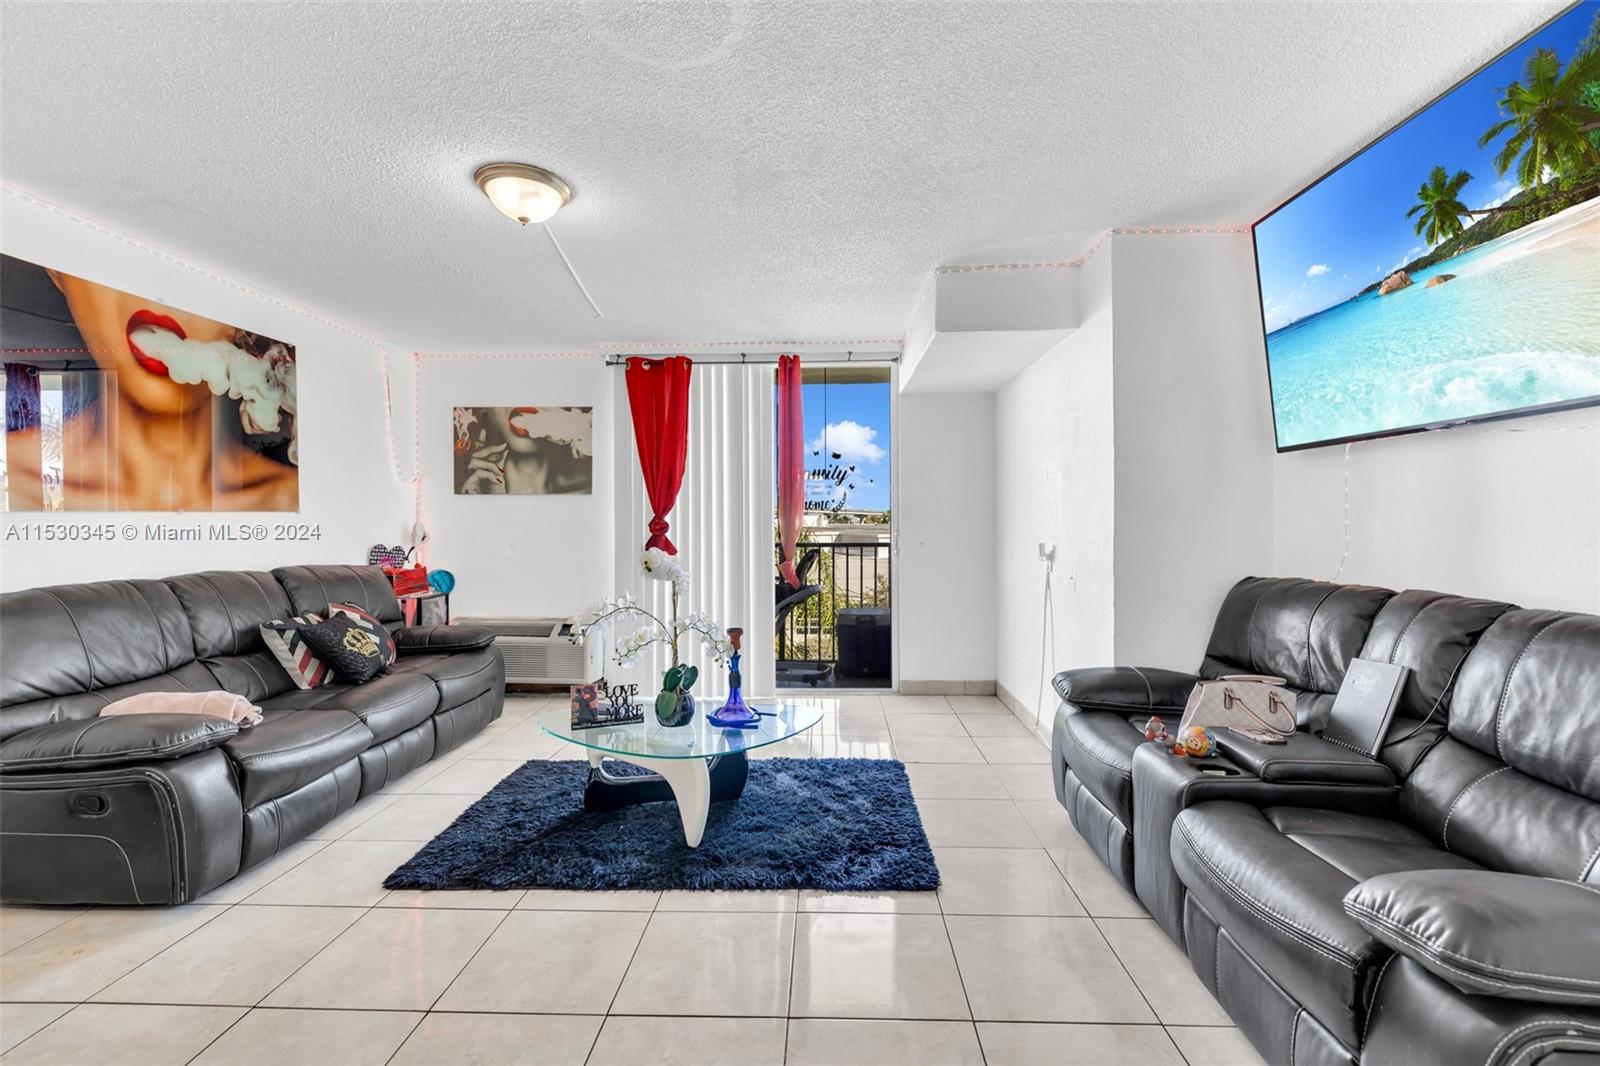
0, 0, 1567, 351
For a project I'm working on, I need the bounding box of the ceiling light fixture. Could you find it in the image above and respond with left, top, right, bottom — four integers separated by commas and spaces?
474, 162, 572, 225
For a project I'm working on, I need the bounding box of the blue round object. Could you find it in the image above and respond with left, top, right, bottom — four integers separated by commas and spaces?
428, 569, 456, 594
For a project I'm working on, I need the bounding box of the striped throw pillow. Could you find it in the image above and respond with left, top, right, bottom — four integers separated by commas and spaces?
260, 613, 331, 690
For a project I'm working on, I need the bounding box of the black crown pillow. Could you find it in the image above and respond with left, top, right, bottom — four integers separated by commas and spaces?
299, 612, 394, 684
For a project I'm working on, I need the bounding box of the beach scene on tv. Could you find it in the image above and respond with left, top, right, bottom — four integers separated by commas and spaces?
1256, 2, 1600, 450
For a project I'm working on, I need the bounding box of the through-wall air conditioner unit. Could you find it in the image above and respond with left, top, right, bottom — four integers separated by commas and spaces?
455, 617, 599, 685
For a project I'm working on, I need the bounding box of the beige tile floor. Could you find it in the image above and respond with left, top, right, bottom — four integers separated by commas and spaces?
0, 695, 1266, 1066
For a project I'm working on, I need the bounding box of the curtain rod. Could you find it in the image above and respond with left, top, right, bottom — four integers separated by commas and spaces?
604, 351, 900, 367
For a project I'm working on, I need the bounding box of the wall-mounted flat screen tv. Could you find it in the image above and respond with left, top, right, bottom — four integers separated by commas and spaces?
1254, 1, 1600, 452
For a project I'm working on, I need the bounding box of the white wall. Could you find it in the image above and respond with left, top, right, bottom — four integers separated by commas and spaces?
415, 354, 614, 619
1110, 234, 1276, 668
897, 390, 998, 685
1, 192, 411, 589
1274, 409, 1600, 612
991, 234, 1278, 726
995, 246, 1116, 725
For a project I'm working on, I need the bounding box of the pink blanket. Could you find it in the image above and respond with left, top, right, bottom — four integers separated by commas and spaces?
100, 691, 264, 727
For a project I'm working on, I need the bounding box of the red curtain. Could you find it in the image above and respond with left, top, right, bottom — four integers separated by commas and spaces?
625, 356, 693, 555
776, 354, 804, 588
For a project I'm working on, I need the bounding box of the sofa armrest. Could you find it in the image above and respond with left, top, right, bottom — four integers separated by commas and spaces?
393, 625, 495, 655
1213, 731, 1396, 787
1052, 666, 1198, 713
0, 714, 238, 773
1345, 870, 1600, 1005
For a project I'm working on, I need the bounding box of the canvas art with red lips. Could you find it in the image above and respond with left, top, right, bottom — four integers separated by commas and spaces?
1, 253, 299, 512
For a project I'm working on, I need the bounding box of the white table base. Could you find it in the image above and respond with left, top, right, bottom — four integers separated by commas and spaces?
586, 748, 713, 848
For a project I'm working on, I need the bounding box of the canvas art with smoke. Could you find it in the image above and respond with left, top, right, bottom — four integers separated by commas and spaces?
1, 254, 299, 511
453, 405, 594, 495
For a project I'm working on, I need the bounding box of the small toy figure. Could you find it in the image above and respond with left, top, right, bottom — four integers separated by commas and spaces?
1179, 725, 1218, 758
1143, 716, 1172, 744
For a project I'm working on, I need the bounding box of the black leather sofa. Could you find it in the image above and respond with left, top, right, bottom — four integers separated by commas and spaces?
1052, 576, 1600, 1066
0, 565, 504, 905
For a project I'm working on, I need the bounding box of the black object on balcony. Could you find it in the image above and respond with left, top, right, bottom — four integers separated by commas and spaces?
836, 607, 891, 679
775, 540, 892, 687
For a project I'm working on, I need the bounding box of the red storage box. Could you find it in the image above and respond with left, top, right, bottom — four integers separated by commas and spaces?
384, 565, 430, 596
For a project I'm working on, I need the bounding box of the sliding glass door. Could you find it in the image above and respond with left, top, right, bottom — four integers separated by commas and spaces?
774, 365, 894, 691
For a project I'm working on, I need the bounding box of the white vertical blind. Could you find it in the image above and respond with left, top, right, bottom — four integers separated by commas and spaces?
613, 363, 777, 697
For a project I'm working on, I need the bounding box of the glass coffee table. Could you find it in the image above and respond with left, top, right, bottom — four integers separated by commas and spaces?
539, 702, 823, 847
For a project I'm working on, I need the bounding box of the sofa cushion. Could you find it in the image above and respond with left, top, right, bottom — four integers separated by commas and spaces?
1203, 577, 1394, 693
221, 709, 373, 807
1171, 801, 1481, 1048
1396, 609, 1600, 882
320, 673, 438, 744
0, 580, 198, 740
164, 570, 299, 701
259, 674, 437, 744
0, 661, 221, 744
1200, 577, 1393, 729
272, 565, 402, 626
1354, 591, 1515, 779
388, 648, 503, 710
1446, 610, 1600, 801
1055, 707, 1147, 827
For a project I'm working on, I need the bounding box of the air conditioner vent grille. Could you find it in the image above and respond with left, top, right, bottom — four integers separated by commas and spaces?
457, 616, 593, 684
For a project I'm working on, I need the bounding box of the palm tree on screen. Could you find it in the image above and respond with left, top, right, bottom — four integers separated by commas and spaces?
1406, 166, 1474, 245
1478, 47, 1600, 192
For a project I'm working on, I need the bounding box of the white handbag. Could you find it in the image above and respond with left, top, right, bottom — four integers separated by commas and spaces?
1177, 674, 1297, 739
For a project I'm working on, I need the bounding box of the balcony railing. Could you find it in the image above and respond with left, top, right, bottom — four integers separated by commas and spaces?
775, 539, 891, 672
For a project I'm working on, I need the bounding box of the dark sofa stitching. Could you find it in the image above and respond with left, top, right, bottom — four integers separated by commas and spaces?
1063, 699, 1184, 713
1174, 816, 1358, 969
1244, 586, 1266, 675
1441, 766, 1511, 850
1129, 667, 1155, 707
1387, 597, 1437, 665
3, 726, 235, 768
1579, 838, 1600, 882
129, 583, 179, 673
230, 721, 369, 762
40, 589, 96, 690
1488, 1020, 1600, 1066
1345, 900, 1600, 991
1066, 731, 1134, 780
195, 575, 243, 657
1492, 619, 1561, 762
1303, 586, 1339, 691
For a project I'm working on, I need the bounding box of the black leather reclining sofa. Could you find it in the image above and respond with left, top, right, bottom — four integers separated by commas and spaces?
0, 565, 504, 905
1052, 576, 1600, 1066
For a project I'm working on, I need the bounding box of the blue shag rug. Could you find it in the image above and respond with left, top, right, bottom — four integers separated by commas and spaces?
384, 757, 938, 892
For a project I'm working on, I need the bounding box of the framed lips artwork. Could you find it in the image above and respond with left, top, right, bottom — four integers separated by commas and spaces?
452, 405, 593, 495
1, 253, 298, 511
